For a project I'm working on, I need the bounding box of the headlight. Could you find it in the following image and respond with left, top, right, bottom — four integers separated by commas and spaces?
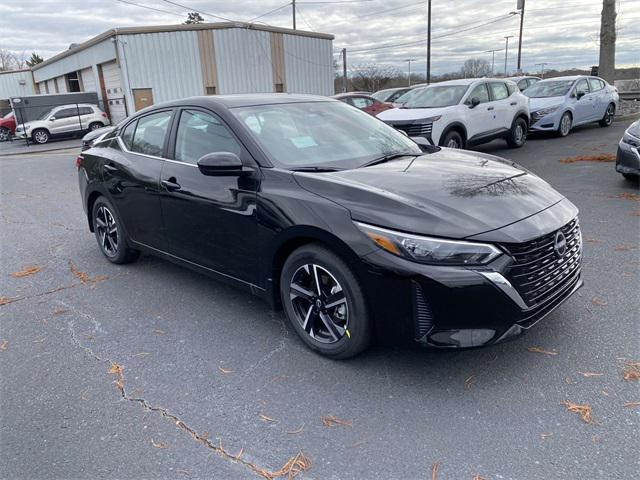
622, 130, 640, 148
355, 222, 502, 266
417, 116, 441, 123
532, 106, 560, 119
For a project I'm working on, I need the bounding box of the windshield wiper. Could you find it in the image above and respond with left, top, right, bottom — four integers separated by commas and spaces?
290, 166, 343, 172
359, 152, 418, 168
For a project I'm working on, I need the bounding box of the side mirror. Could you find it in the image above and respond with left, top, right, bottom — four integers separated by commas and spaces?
576, 91, 585, 100
469, 97, 480, 108
49, 117, 56, 121
197, 152, 246, 176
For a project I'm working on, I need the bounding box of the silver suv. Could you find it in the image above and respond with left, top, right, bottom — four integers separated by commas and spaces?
16, 104, 110, 144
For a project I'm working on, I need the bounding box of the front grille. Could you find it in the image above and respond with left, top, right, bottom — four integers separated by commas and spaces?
412, 281, 434, 339
501, 218, 582, 308
393, 122, 433, 137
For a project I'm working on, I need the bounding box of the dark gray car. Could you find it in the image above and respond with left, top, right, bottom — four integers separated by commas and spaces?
616, 119, 640, 181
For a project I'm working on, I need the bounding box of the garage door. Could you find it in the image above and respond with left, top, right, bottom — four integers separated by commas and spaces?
101, 60, 127, 123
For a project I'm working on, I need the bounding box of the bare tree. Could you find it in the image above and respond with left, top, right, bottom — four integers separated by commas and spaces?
349, 64, 401, 92
460, 58, 491, 78
0, 49, 17, 71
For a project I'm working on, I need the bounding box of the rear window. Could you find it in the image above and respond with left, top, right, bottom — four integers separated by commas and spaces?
78, 107, 94, 115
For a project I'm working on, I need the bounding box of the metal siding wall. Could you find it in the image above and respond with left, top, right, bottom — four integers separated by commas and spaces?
120, 31, 202, 104
80, 67, 97, 92
213, 29, 273, 94
0, 71, 36, 99
57, 75, 68, 93
282, 35, 333, 95
33, 39, 116, 83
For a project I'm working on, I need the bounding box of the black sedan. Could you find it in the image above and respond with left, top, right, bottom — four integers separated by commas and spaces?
77, 94, 583, 358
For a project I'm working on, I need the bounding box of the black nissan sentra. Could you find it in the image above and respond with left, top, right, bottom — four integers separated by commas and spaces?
77, 94, 583, 358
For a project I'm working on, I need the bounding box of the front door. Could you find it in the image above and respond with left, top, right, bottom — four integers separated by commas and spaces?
572, 79, 594, 124
133, 88, 154, 112
103, 109, 173, 251
160, 108, 259, 283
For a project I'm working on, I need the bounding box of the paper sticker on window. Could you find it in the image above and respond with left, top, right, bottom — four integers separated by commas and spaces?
290, 136, 317, 149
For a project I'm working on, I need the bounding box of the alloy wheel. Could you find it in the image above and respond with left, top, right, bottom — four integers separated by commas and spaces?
446, 138, 460, 148
289, 264, 348, 344
90, 123, 101, 131
560, 114, 571, 136
95, 205, 119, 257
0, 128, 9, 142
33, 130, 48, 144
604, 105, 614, 125
514, 124, 525, 145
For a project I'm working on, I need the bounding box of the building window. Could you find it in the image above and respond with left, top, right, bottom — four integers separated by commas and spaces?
65, 71, 81, 92
275, 83, 284, 93
206, 86, 216, 95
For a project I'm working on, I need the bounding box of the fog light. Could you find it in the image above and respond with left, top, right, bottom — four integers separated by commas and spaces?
428, 329, 496, 347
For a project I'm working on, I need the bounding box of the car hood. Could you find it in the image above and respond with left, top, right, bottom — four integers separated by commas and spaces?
83, 126, 114, 142
376, 106, 454, 121
293, 149, 565, 239
528, 96, 565, 111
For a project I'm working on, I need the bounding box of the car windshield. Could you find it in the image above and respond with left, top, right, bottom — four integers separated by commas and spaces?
398, 85, 468, 108
232, 101, 422, 170
524, 80, 574, 98
371, 90, 391, 101
38, 109, 55, 120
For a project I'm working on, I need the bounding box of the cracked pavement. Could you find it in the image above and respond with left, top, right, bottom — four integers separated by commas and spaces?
1, 121, 639, 479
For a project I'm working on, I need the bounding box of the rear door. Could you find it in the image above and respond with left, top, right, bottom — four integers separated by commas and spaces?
103, 109, 174, 251
159, 107, 259, 282
588, 77, 607, 119
487, 82, 512, 130
463, 82, 495, 139
50, 107, 80, 134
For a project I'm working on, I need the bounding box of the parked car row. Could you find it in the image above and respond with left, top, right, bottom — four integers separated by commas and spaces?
1, 104, 110, 144
338, 75, 619, 151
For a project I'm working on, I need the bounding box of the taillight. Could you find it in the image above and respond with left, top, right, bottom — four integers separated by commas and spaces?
75, 156, 83, 168
102, 112, 107, 118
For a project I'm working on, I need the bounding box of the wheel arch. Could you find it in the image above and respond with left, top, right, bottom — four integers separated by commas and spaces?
438, 121, 467, 146
85, 187, 110, 232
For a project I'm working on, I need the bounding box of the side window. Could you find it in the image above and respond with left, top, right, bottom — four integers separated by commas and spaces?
489, 82, 509, 101
54, 108, 75, 119
351, 97, 373, 109
588, 78, 603, 92
574, 79, 590, 96
130, 111, 172, 157
174, 109, 242, 165
78, 107, 94, 115
517, 79, 528, 91
527, 78, 539, 88
507, 82, 517, 95
465, 83, 489, 104
120, 121, 137, 149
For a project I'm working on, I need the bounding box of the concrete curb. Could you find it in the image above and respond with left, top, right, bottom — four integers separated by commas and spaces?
614, 113, 640, 123
0, 143, 81, 157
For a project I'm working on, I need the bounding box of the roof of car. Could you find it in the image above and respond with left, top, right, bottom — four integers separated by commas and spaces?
152, 94, 335, 110
538, 75, 584, 82
332, 93, 374, 99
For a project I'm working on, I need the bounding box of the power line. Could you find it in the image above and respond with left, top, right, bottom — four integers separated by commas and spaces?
356, 0, 426, 18
114, 0, 184, 17
296, 5, 316, 31
248, 2, 292, 22
159, 0, 235, 22
297, 0, 375, 3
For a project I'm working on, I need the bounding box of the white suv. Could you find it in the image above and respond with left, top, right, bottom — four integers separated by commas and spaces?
377, 78, 530, 149
15, 104, 110, 144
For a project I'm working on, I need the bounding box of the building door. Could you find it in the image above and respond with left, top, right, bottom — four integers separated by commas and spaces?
133, 89, 154, 111
101, 60, 127, 123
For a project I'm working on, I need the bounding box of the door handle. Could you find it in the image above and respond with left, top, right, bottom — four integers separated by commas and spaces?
487, 106, 495, 111
103, 164, 117, 174
510, 102, 517, 106
162, 178, 181, 192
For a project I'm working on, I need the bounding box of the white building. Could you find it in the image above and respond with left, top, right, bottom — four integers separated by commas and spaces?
27, 22, 334, 123
0, 69, 36, 100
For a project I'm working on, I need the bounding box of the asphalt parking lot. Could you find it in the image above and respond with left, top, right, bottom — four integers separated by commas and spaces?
1, 120, 638, 479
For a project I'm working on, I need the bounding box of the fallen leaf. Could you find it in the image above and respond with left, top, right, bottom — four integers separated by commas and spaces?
540, 432, 553, 439
622, 361, 640, 381
286, 424, 305, 435
134, 352, 150, 357
602, 390, 609, 396
579, 372, 604, 378
108, 362, 125, 394
69, 261, 90, 283
431, 461, 440, 480
565, 376, 572, 384
0, 296, 22, 306
151, 439, 169, 449
561, 400, 593, 424
153, 329, 166, 335
80, 390, 88, 400
234, 447, 244, 460
259, 414, 278, 423
624, 402, 640, 408
10, 265, 42, 278
269, 451, 311, 479
321, 415, 352, 427
177, 470, 191, 476
591, 296, 608, 306
585, 237, 602, 244
472, 475, 487, 480
617, 192, 640, 201
527, 347, 558, 356
464, 375, 475, 391
0, 340, 7, 351
52, 308, 69, 316
559, 154, 616, 163
614, 244, 635, 251
218, 366, 234, 374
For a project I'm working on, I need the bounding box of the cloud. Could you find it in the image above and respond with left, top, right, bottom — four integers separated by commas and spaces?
1, 0, 637, 75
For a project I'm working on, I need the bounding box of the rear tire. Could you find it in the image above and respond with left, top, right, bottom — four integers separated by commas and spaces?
599, 103, 615, 127
32, 128, 49, 144
280, 244, 371, 359
440, 130, 464, 149
506, 117, 528, 148
557, 112, 572, 137
91, 196, 140, 264
622, 173, 639, 182
88, 122, 103, 131
0, 127, 10, 142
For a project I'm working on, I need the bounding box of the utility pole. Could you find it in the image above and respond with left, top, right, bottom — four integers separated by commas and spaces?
516, 0, 525, 72
342, 48, 347, 93
485, 49, 501, 75
598, 0, 616, 83
504, 35, 514, 76
426, 0, 431, 84
405, 58, 417, 86
535, 62, 548, 78
292, 0, 296, 30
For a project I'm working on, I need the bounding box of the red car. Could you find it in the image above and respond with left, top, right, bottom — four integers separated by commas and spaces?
0, 111, 16, 141
332, 93, 392, 116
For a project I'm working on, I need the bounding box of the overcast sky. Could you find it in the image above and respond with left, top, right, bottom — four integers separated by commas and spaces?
2, 0, 639, 76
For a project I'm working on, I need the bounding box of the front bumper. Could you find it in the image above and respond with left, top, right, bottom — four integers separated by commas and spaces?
616, 141, 640, 177
358, 217, 583, 349
529, 110, 561, 131
383, 120, 435, 144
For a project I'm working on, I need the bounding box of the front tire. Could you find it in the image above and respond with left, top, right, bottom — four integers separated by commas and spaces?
32, 128, 49, 144
88, 122, 103, 131
599, 103, 615, 127
440, 130, 464, 149
280, 244, 371, 359
506, 117, 528, 148
91, 196, 140, 264
557, 112, 572, 137
0, 127, 10, 142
